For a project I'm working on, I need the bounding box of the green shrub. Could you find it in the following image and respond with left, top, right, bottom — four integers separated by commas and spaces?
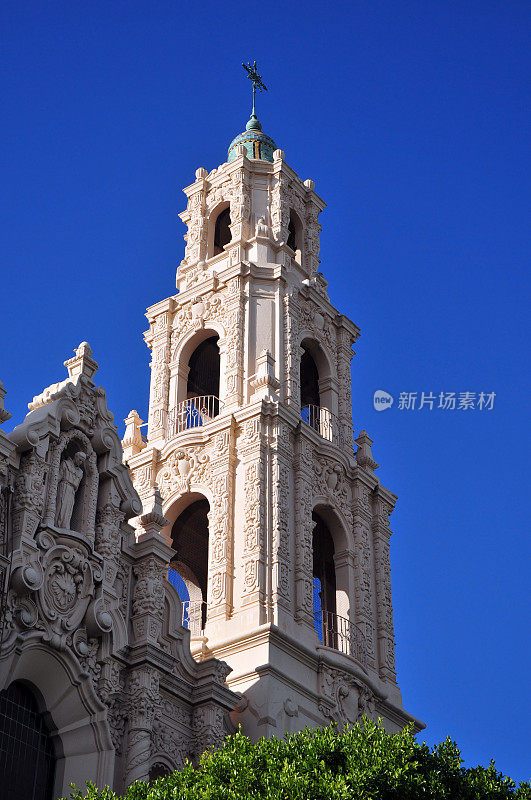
66, 718, 531, 800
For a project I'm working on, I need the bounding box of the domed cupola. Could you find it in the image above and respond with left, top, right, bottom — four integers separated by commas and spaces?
227, 113, 276, 163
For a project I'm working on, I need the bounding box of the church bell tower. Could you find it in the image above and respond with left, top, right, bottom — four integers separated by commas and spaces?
125, 65, 421, 736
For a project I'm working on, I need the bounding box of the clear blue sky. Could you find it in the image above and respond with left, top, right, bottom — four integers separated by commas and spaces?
2, 0, 530, 784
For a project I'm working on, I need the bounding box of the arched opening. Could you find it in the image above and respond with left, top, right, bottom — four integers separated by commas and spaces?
313, 509, 337, 647
213, 207, 231, 255
300, 347, 320, 408
0, 681, 56, 800
187, 336, 220, 400
170, 497, 210, 632
300, 340, 338, 443
149, 762, 171, 781
287, 209, 302, 257
169, 335, 221, 436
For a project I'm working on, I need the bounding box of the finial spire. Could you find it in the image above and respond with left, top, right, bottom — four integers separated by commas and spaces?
242, 61, 267, 128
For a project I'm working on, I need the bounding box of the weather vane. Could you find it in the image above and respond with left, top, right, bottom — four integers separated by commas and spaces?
242, 61, 268, 119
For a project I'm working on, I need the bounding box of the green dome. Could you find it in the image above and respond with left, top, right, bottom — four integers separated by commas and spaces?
228, 115, 276, 163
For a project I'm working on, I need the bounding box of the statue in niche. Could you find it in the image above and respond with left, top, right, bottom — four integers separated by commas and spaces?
255, 216, 269, 237
56, 451, 86, 529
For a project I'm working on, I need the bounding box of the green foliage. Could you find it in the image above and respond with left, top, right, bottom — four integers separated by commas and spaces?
65, 718, 531, 800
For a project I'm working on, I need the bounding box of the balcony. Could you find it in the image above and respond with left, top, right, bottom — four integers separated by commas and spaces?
314, 609, 367, 668
301, 404, 345, 447
166, 395, 222, 439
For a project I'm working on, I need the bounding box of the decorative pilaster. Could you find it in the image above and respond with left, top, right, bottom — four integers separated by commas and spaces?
206, 429, 235, 621
239, 417, 266, 617
372, 489, 397, 684
146, 306, 174, 443
222, 276, 245, 409
294, 437, 314, 628
271, 420, 294, 615
131, 500, 172, 647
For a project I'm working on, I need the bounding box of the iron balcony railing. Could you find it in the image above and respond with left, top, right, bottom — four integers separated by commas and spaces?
315, 609, 367, 668
167, 395, 222, 438
182, 600, 207, 638
301, 404, 345, 447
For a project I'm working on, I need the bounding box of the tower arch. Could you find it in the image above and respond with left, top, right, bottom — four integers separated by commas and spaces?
208, 202, 231, 258
300, 338, 338, 439
312, 504, 352, 649
167, 493, 210, 632
169, 329, 222, 434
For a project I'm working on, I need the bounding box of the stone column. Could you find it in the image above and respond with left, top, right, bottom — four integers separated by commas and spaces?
124, 666, 160, 785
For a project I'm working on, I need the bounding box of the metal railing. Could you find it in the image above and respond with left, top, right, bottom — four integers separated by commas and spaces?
315, 609, 367, 668
301, 404, 345, 446
182, 600, 207, 637
167, 395, 222, 438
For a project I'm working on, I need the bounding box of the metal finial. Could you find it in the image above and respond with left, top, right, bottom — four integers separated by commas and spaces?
242, 61, 268, 119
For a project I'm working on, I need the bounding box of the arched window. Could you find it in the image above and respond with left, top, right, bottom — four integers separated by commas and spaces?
0, 682, 56, 800
170, 498, 210, 632
213, 207, 231, 255
300, 347, 320, 408
287, 209, 302, 256
300, 340, 338, 443
187, 336, 220, 400
313, 510, 337, 647
169, 334, 221, 437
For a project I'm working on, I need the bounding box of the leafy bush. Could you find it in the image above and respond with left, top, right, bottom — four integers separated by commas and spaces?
66, 718, 531, 800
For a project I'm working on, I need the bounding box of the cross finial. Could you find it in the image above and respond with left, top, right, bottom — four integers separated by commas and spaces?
242, 61, 268, 119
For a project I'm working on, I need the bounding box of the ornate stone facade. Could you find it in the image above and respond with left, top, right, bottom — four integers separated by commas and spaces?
0, 345, 237, 797
0, 118, 422, 799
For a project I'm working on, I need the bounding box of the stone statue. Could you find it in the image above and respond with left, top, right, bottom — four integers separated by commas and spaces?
56, 452, 86, 529
256, 216, 269, 237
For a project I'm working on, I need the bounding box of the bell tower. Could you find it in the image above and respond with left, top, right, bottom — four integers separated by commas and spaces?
125, 68, 422, 736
